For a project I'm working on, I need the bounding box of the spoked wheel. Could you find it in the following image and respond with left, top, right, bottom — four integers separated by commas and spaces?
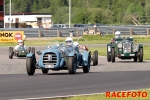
111, 47, 115, 63
95, 50, 98, 65
9, 47, 14, 59
31, 47, 35, 54
42, 69, 49, 74
139, 48, 143, 62
68, 55, 77, 74
26, 55, 36, 75
83, 53, 91, 73
93, 51, 97, 66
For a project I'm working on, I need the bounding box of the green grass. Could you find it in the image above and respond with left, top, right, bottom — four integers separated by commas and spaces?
1, 35, 150, 46
38, 89, 150, 100
89, 46, 150, 60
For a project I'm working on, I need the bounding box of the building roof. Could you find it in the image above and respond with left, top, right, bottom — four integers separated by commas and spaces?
5, 12, 52, 15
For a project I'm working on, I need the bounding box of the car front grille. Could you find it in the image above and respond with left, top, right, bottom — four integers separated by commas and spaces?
123, 43, 131, 53
43, 52, 57, 65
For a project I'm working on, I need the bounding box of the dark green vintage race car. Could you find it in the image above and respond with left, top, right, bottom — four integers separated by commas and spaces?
107, 37, 143, 63
9, 46, 35, 59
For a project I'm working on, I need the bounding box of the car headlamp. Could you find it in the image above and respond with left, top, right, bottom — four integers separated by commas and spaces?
117, 43, 122, 48
119, 48, 122, 52
132, 43, 138, 52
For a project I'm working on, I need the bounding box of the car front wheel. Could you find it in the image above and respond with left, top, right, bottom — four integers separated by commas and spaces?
111, 47, 115, 63
83, 54, 91, 73
68, 55, 77, 74
9, 47, 14, 59
139, 48, 143, 62
26, 56, 36, 75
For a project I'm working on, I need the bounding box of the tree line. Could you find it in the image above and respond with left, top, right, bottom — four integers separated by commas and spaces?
5, 0, 150, 25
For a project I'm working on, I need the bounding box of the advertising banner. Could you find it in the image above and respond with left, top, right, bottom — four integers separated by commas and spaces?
0, 31, 24, 42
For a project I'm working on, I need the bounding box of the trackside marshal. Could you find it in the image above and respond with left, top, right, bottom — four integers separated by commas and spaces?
0, 31, 24, 42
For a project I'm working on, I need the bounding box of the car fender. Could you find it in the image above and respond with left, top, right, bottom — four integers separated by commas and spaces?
26, 53, 35, 58
60, 58, 65, 68
82, 51, 90, 66
107, 43, 112, 52
139, 44, 143, 48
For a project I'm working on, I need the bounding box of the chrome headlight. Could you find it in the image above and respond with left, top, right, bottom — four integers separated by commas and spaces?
119, 48, 122, 52
117, 43, 122, 48
132, 43, 138, 52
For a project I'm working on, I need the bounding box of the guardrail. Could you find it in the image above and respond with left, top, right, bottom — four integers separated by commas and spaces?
1, 25, 150, 37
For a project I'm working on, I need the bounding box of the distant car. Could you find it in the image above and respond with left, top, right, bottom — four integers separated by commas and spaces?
74, 24, 85, 27
9, 46, 35, 59
107, 37, 143, 62
53, 24, 71, 28
26, 41, 91, 75
27, 25, 32, 28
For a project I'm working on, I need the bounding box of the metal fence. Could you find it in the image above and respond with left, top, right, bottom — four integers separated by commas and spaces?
1, 25, 150, 37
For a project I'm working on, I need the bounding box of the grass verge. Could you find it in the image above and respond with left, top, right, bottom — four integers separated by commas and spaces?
37, 89, 150, 100
1, 35, 150, 46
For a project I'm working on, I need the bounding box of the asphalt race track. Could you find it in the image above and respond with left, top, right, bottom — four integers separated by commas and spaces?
0, 46, 150, 100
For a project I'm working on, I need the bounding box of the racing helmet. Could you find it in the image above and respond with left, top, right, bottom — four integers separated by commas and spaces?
65, 37, 73, 45
18, 39, 23, 46
115, 31, 121, 38
73, 42, 79, 47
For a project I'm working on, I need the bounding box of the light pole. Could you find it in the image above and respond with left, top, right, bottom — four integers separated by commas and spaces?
69, 0, 71, 28
4, 0, 5, 28
9, 0, 11, 28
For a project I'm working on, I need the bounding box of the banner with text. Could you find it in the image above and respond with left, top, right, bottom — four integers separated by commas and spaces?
0, 31, 24, 42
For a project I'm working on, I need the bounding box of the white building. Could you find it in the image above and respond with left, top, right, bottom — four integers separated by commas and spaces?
4, 13, 52, 28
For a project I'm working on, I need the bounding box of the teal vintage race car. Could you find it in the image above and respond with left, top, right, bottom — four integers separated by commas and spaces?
107, 37, 143, 63
26, 40, 91, 75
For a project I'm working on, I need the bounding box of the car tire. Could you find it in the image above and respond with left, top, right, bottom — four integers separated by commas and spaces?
111, 47, 115, 63
26, 56, 36, 75
107, 47, 111, 62
83, 54, 91, 73
139, 48, 143, 62
95, 50, 98, 65
68, 55, 77, 74
9, 47, 14, 59
42, 69, 49, 74
31, 47, 35, 54
93, 51, 97, 66
134, 57, 137, 62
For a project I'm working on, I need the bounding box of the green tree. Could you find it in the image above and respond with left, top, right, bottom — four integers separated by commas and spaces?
145, 0, 150, 23
125, 3, 136, 15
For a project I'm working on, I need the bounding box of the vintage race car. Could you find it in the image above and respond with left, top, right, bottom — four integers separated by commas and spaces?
9, 45, 35, 59
26, 41, 91, 75
107, 37, 143, 63
77, 38, 98, 66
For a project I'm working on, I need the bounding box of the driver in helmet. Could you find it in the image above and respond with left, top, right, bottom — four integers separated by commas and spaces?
111, 31, 121, 44
115, 31, 121, 38
65, 37, 73, 46
14, 39, 26, 51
